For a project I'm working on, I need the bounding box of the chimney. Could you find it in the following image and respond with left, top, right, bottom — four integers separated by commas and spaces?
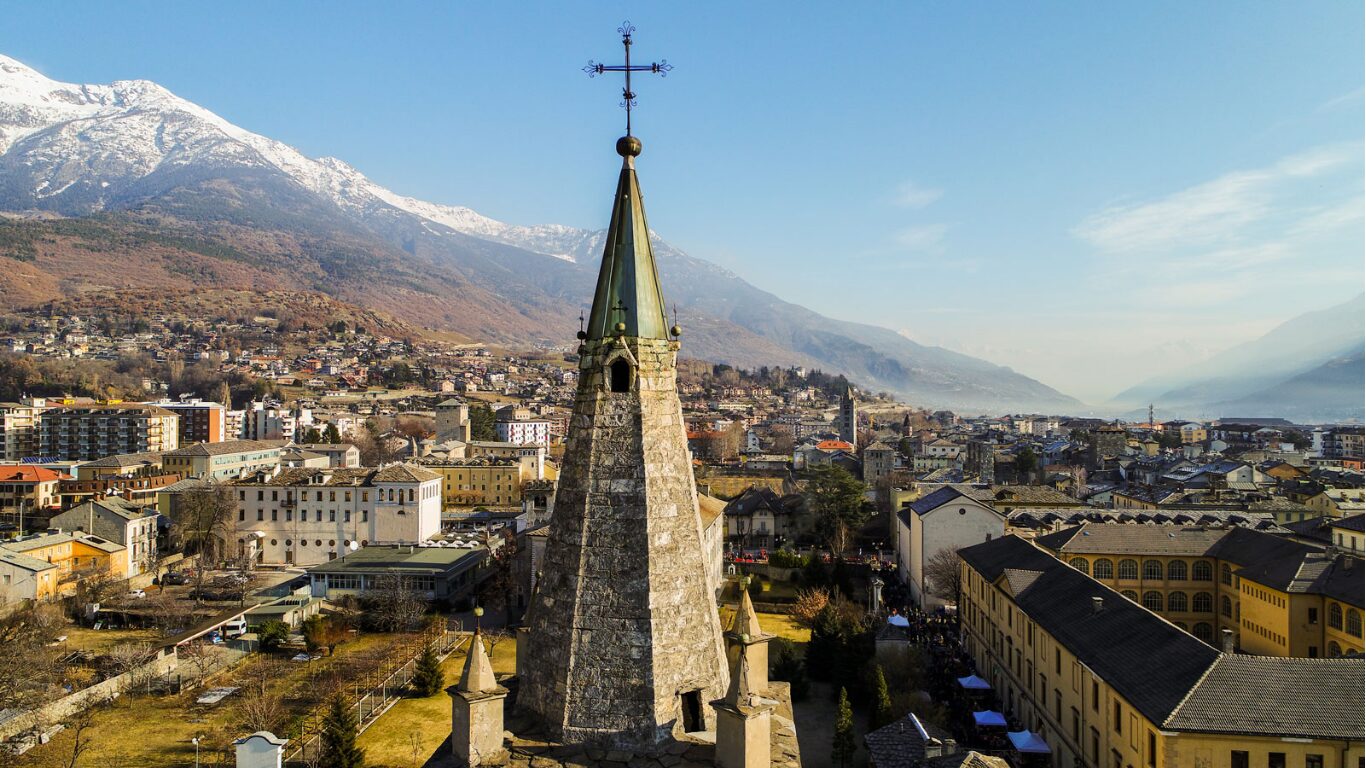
1092, 596, 1103, 614
1221, 628, 1235, 653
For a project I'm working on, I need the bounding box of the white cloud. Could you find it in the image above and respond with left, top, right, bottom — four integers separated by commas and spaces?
1072, 144, 1359, 253
891, 180, 943, 209
893, 222, 950, 251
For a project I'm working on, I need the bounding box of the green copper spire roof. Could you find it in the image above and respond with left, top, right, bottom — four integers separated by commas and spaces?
585, 136, 670, 341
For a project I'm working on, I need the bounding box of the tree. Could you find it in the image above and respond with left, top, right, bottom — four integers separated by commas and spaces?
168, 481, 237, 601
302, 616, 348, 655
319, 694, 366, 768
410, 643, 444, 697
468, 403, 497, 441
870, 664, 893, 729
299, 426, 323, 444
923, 547, 963, 606
365, 575, 426, 633
321, 423, 342, 444
805, 464, 869, 557
769, 637, 809, 701
1016, 447, 1038, 482
238, 658, 288, 733
258, 620, 290, 649
832, 687, 856, 768
790, 587, 832, 628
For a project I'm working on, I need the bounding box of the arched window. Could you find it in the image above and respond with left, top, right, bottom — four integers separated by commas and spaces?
1142, 591, 1163, 612
1221, 596, 1233, 618
1143, 560, 1163, 580
1328, 641, 1342, 657
1167, 591, 1188, 613
1192, 561, 1213, 581
1193, 623, 1214, 643
1220, 563, 1233, 585
1348, 609, 1363, 638
609, 359, 632, 393
1069, 557, 1089, 575
1121, 590, 1138, 602
1329, 604, 1343, 629
1192, 592, 1213, 613
1168, 560, 1187, 581
1118, 560, 1138, 580
1093, 559, 1114, 579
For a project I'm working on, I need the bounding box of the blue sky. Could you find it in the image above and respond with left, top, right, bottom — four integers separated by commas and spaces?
3, 2, 1362, 403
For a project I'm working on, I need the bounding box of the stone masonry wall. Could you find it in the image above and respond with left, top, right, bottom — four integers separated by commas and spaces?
521, 337, 728, 748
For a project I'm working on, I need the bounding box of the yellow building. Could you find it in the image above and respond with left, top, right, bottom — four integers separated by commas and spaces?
958, 535, 1363, 768
0, 530, 128, 598
1037, 523, 1363, 658
421, 455, 542, 508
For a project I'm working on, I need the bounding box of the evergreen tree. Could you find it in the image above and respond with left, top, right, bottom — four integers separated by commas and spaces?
322, 422, 342, 443
299, 426, 323, 444
319, 694, 365, 768
870, 664, 893, 729
410, 643, 444, 697
768, 637, 809, 701
832, 686, 856, 768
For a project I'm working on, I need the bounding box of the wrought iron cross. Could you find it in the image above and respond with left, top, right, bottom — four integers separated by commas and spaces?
583, 22, 672, 136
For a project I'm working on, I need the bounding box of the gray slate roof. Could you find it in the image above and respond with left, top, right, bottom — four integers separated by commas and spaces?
959, 535, 1365, 739
1164, 655, 1364, 739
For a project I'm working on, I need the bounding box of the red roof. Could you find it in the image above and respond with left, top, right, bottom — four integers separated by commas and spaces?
0, 465, 70, 483
816, 440, 855, 451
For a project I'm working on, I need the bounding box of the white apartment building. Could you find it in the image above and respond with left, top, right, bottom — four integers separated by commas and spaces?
231, 464, 442, 566
495, 418, 551, 446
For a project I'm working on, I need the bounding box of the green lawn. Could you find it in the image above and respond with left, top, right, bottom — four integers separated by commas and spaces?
357, 634, 515, 767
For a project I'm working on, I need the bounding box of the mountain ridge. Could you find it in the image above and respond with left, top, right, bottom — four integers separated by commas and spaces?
0, 54, 1081, 412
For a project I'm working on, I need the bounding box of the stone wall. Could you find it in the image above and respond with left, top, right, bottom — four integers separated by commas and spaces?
521, 337, 728, 748
0, 647, 178, 742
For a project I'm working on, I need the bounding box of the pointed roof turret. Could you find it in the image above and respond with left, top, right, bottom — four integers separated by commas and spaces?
585, 137, 671, 341
457, 630, 498, 693
729, 585, 765, 640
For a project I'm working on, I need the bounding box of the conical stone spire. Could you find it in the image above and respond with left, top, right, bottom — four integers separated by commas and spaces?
519, 137, 728, 747
585, 136, 670, 341
730, 586, 766, 640
458, 630, 498, 693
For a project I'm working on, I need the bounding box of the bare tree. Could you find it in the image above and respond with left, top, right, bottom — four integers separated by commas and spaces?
146, 593, 195, 637
366, 574, 426, 633
104, 643, 157, 700
168, 481, 237, 603
790, 587, 833, 628
62, 696, 106, 768
923, 547, 963, 605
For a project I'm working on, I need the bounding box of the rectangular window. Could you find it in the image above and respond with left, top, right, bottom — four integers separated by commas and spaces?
1147, 731, 1157, 767
256, 510, 263, 521
238, 510, 245, 522
1071, 707, 1079, 741
1113, 701, 1122, 733
286, 510, 293, 522
362, 510, 368, 522
257, 490, 263, 501
329, 510, 336, 522
1230, 751, 1248, 768
362, 491, 369, 502
1089, 727, 1099, 761
1054, 690, 1061, 721
1055, 648, 1062, 674
1267, 754, 1285, 768
344, 511, 351, 523
271, 509, 277, 521
1308, 607, 1318, 624
1305, 756, 1322, 768
1092, 679, 1100, 712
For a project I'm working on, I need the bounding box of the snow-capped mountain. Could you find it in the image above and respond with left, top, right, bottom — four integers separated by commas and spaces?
0, 54, 1082, 412
0, 54, 604, 262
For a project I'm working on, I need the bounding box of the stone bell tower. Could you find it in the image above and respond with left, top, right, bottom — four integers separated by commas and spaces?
519, 133, 728, 748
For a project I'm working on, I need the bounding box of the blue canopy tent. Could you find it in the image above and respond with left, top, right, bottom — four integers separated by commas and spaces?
1008, 731, 1052, 754
972, 710, 1008, 728
956, 675, 992, 691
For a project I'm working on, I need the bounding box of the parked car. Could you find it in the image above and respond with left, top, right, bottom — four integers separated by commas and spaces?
161, 571, 190, 585
223, 618, 247, 637
127, 589, 147, 599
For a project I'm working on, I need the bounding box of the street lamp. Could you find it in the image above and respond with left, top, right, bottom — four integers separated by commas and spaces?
191, 736, 200, 768
473, 605, 484, 633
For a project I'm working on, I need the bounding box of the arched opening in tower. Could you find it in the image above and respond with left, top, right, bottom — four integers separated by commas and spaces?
610, 359, 632, 393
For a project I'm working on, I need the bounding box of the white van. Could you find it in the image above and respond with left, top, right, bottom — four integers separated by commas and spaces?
223, 618, 247, 637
